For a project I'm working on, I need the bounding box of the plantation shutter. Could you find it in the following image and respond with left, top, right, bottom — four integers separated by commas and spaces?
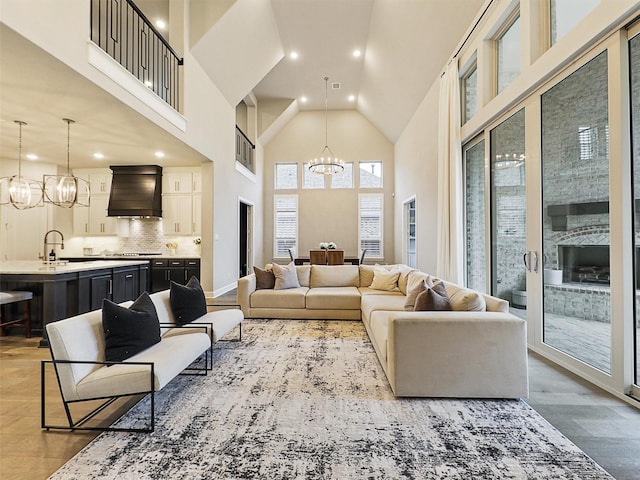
274, 195, 298, 257
359, 194, 383, 257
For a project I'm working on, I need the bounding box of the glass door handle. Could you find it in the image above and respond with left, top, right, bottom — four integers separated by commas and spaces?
523, 251, 540, 272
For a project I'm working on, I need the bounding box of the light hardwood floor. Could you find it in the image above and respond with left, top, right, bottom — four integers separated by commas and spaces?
2, 333, 639, 479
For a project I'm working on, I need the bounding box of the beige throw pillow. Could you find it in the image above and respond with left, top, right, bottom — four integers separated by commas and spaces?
447, 286, 487, 312
397, 264, 417, 295
271, 261, 301, 290
370, 266, 400, 292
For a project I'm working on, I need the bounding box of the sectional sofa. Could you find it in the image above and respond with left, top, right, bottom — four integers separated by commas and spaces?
237, 264, 529, 399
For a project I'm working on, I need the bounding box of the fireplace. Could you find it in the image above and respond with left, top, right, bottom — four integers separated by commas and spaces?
558, 245, 610, 285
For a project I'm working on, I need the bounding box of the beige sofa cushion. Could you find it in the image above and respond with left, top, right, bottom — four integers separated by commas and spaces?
306, 287, 361, 310
310, 265, 360, 287
250, 287, 309, 309
361, 294, 407, 324
443, 282, 487, 312
358, 287, 404, 296
296, 265, 311, 287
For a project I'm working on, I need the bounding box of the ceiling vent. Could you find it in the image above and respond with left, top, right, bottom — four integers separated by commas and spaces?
332, 82, 341, 89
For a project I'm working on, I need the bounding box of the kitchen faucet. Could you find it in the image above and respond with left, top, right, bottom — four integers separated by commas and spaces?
43, 229, 64, 262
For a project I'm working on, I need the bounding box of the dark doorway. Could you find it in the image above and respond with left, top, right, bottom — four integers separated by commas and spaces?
239, 201, 252, 277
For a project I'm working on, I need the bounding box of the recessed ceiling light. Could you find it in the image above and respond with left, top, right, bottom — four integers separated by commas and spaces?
93, 152, 105, 159
353, 49, 362, 58
154, 151, 165, 158
300, 96, 307, 103
155, 20, 166, 30
26, 153, 38, 160
348, 95, 356, 102
290, 51, 299, 60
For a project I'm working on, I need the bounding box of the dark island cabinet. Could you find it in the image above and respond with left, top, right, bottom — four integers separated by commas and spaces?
150, 258, 200, 293
112, 266, 141, 304
77, 269, 112, 313
139, 263, 150, 295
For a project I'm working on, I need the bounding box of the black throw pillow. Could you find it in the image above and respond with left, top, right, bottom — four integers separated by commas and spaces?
170, 275, 207, 325
102, 291, 161, 363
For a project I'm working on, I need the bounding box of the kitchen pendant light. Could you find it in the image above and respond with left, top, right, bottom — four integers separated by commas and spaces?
0, 121, 44, 209
43, 118, 90, 208
308, 76, 344, 175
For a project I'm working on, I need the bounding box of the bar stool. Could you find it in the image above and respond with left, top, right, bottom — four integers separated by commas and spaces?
0, 291, 33, 338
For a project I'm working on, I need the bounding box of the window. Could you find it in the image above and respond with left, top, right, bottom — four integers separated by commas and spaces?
330, 163, 354, 189
461, 63, 478, 123
359, 161, 383, 188
274, 195, 298, 257
303, 163, 325, 189
497, 14, 521, 94
550, 0, 598, 47
359, 194, 383, 258
275, 163, 298, 189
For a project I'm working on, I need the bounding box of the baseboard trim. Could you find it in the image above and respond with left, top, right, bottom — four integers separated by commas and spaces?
213, 281, 238, 298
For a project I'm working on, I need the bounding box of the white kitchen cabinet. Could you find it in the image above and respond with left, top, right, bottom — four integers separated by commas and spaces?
192, 172, 202, 193
192, 195, 201, 235
162, 167, 201, 235
72, 169, 115, 236
73, 205, 90, 235
163, 195, 193, 234
163, 171, 194, 194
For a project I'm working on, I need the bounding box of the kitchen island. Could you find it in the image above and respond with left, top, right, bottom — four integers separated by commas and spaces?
0, 260, 149, 346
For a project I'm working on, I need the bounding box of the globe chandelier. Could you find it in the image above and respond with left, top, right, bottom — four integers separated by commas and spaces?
43, 118, 90, 208
0, 120, 44, 209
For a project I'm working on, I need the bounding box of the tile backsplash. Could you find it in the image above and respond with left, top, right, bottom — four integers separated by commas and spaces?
65, 218, 201, 256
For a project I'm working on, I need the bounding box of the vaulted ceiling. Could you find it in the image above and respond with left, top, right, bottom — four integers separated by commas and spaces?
0, 0, 485, 169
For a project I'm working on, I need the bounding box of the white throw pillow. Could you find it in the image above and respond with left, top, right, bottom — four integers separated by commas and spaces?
370, 266, 400, 292
271, 261, 301, 290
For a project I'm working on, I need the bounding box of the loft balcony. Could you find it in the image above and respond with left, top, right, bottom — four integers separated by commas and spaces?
90, 0, 183, 112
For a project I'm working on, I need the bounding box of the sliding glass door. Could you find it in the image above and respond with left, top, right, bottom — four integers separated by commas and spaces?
540, 51, 611, 373
630, 31, 640, 389
464, 139, 487, 293
490, 110, 526, 314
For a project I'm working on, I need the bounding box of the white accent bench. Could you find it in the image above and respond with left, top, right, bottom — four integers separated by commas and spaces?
41, 289, 243, 432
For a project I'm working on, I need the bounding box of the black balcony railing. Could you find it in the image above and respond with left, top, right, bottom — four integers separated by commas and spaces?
91, 0, 183, 111
236, 126, 255, 173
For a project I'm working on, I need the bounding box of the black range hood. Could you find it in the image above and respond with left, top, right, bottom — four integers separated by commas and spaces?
108, 165, 163, 217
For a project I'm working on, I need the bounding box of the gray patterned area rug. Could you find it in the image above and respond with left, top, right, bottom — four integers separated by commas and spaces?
50, 319, 613, 480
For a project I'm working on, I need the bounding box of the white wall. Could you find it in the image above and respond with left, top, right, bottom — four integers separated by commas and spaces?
264, 110, 394, 263
394, 83, 440, 274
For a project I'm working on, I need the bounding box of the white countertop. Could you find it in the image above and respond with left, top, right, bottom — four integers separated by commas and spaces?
0, 260, 149, 275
